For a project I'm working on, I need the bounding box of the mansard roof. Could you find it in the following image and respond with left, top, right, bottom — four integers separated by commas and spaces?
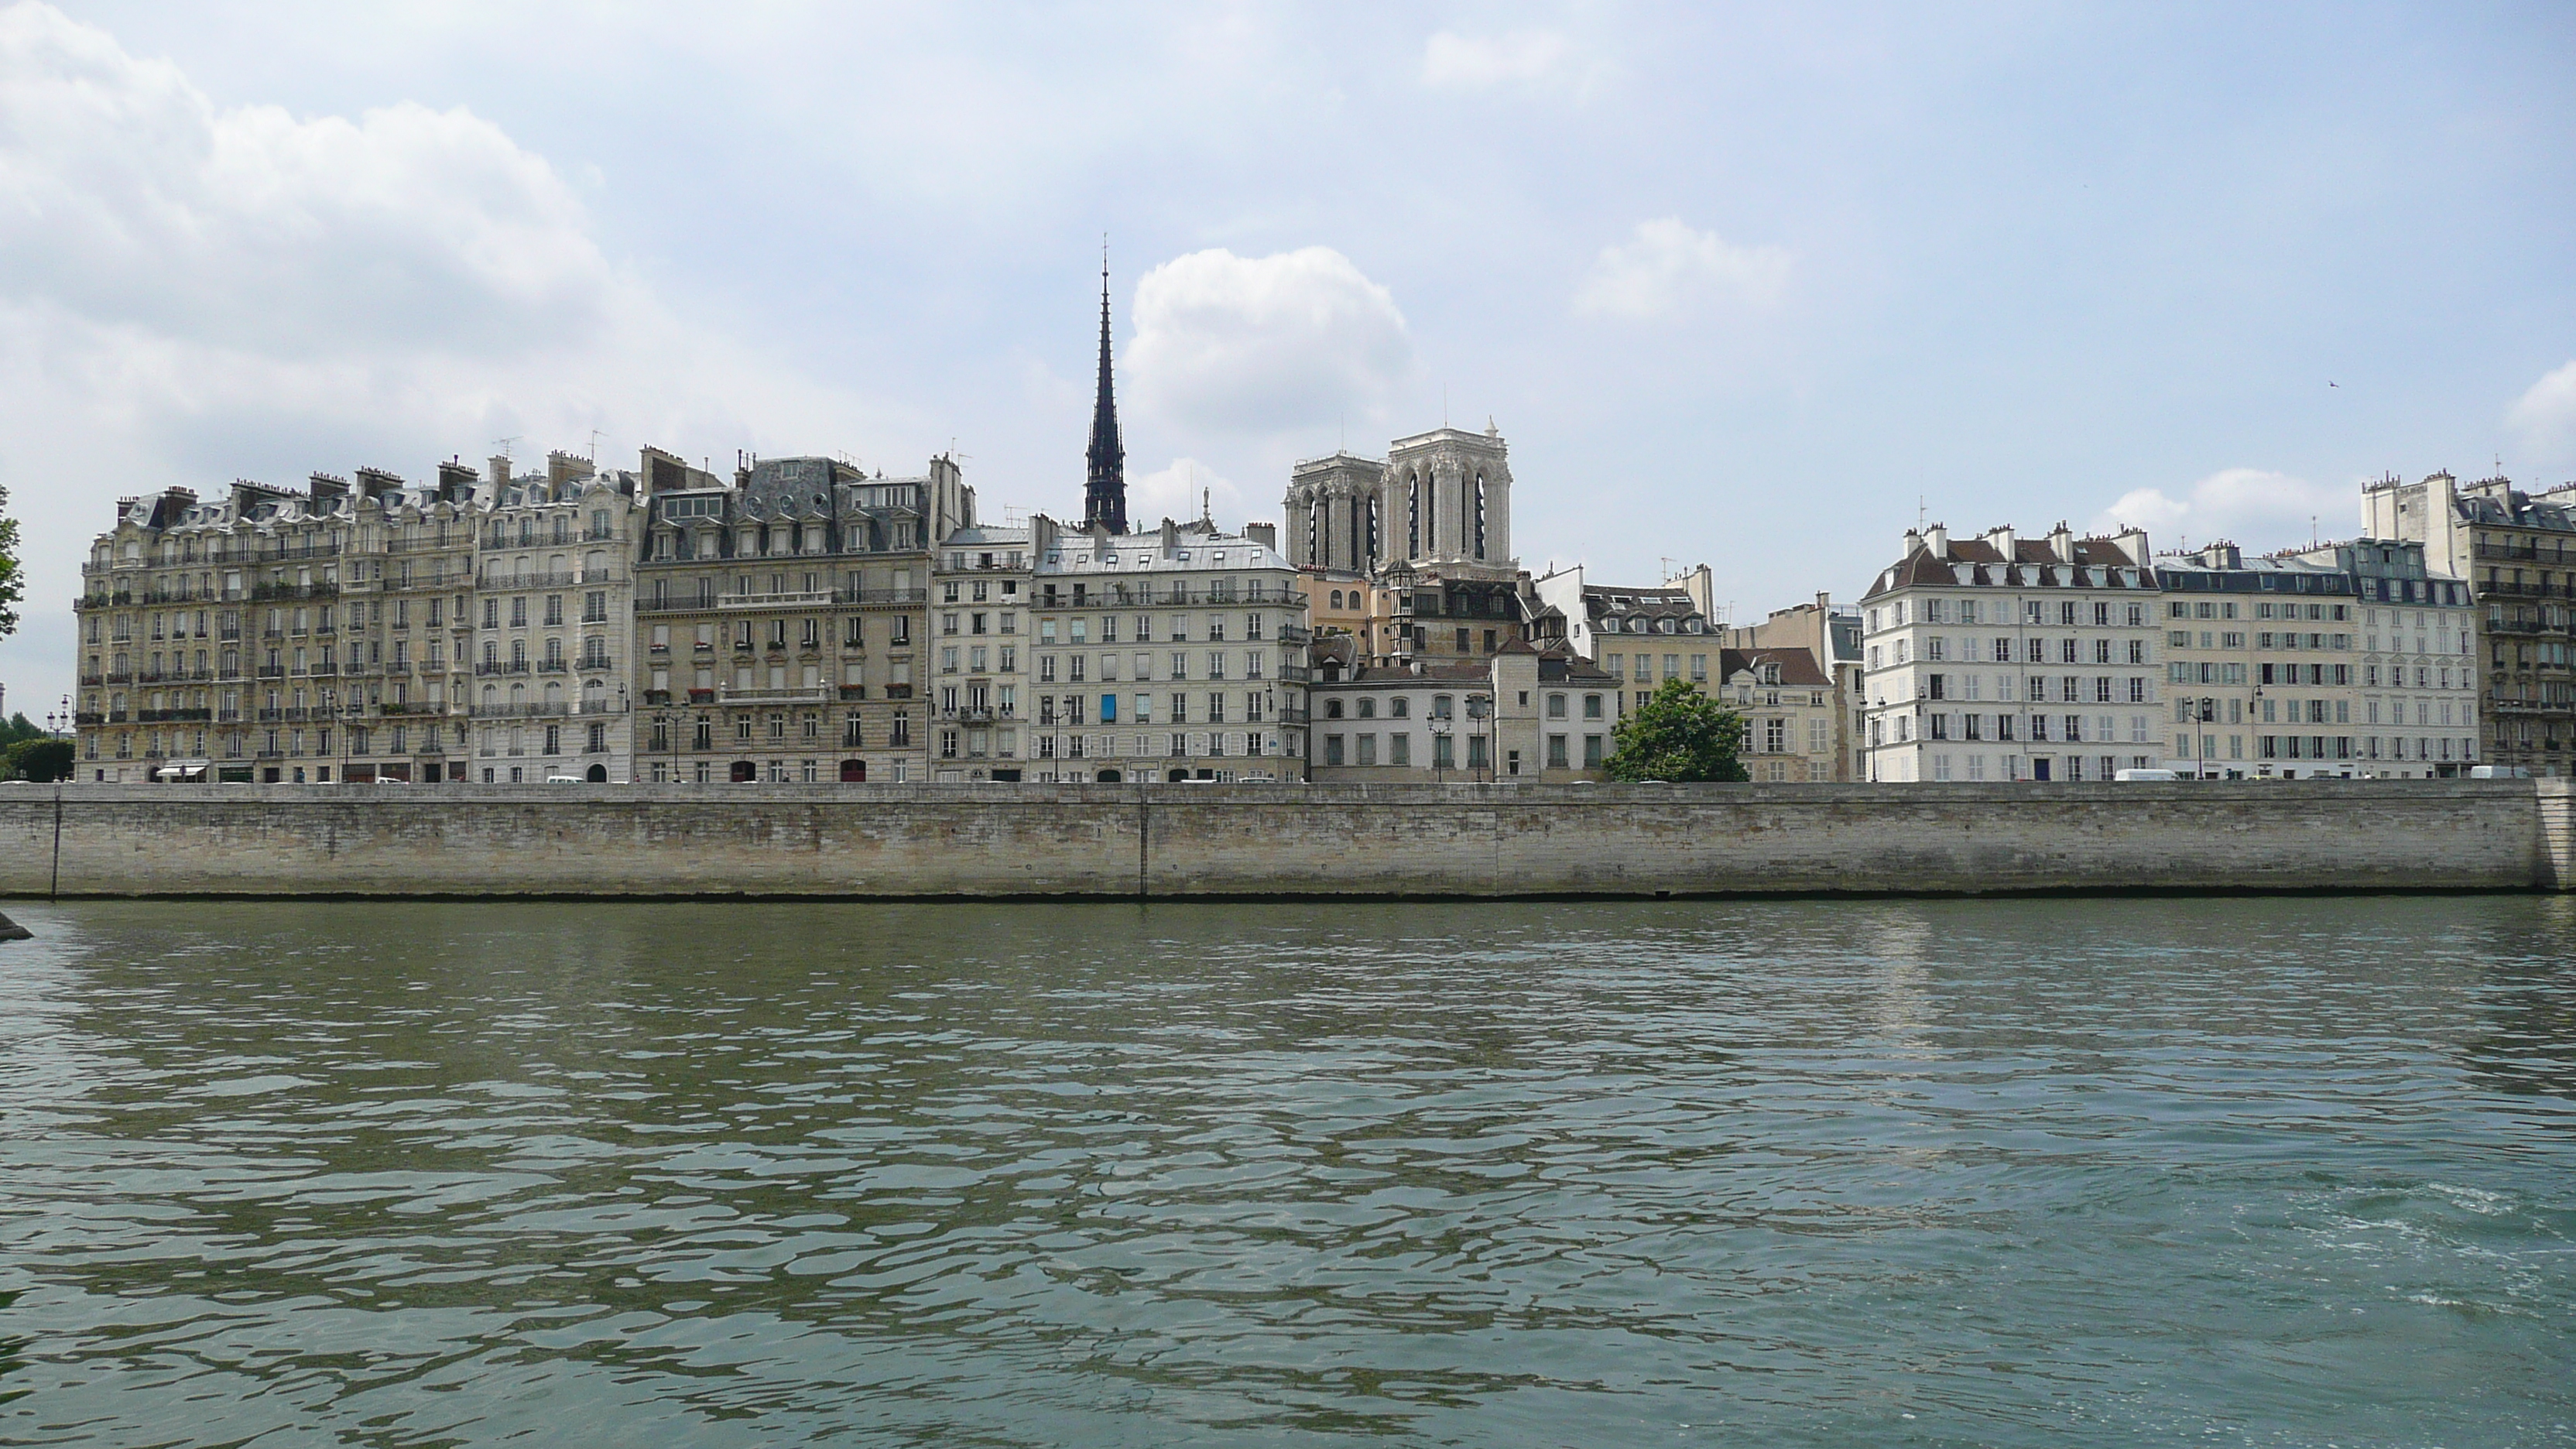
1865, 535, 2153, 600
1719, 646, 1831, 687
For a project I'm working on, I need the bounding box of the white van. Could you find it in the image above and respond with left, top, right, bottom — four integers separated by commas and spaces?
543, 774, 584, 785
2468, 765, 2531, 779
2113, 768, 2181, 782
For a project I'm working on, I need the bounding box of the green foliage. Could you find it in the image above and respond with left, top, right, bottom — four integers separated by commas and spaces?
0, 712, 40, 748
0, 482, 20, 642
3, 738, 73, 783
1604, 676, 1749, 783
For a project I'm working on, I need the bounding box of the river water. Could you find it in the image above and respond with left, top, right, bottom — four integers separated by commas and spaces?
0, 896, 2570, 1447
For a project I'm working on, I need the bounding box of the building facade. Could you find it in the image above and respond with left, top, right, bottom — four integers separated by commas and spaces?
2365, 470, 2576, 776
75, 468, 489, 783
1026, 516, 1310, 782
928, 524, 1032, 781
1307, 638, 1619, 783
467, 452, 644, 784
1283, 426, 1515, 577
1858, 524, 2163, 782
1718, 591, 1867, 781
632, 451, 970, 785
2153, 540, 2478, 778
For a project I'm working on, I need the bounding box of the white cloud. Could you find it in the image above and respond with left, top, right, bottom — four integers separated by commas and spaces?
1129, 457, 1245, 530
1421, 29, 1571, 91
1572, 218, 1792, 320
2507, 359, 2576, 464
0, 2, 616, 354
1125, 246, 1412, 437
0, 1, 901, 714
2090, 468, 2349, 551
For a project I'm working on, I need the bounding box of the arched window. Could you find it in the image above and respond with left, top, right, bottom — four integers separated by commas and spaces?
1474, 473, 1488, 560
1325, 699, 1345, 718
1406, 472, 1421, 558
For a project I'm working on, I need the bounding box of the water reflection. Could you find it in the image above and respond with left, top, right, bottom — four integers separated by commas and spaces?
0, 896, 2570, 1446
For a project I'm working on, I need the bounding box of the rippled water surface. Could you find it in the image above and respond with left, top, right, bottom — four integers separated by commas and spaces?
2, 896, 2572, 1447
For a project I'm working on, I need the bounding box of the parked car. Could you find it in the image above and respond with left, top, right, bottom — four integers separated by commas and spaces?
2114, 768, 2181, 782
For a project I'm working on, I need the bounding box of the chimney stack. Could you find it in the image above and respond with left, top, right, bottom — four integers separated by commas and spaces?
1925, 523, 1949, 559
2048, 522, 2076, 563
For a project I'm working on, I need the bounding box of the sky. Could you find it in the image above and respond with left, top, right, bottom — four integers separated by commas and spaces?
2, 1, 2572, 720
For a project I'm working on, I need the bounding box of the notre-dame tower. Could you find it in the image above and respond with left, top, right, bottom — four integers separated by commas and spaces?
1283, 423, 1514, 576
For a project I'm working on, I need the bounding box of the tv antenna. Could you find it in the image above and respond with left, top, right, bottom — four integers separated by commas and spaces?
492, 436, 521, 461
587, 428, 605, 461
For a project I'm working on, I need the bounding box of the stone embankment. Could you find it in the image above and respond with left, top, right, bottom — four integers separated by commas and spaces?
0, 779, 2567, 900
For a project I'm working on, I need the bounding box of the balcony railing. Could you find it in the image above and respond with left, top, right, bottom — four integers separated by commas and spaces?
249, 581, 340, 601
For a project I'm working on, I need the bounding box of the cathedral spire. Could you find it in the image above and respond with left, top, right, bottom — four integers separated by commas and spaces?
1084, 248, 1128, 534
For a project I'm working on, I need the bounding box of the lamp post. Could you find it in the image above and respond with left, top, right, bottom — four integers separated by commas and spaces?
1467, 694, 1492, 782
1430, 714, 1451, 784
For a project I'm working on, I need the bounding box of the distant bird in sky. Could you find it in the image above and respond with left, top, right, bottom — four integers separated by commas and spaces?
2329, 381, 2339, 387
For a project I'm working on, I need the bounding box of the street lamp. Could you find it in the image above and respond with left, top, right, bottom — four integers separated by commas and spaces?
1467, 694, 1492, 782
1430, 714, 1452, 784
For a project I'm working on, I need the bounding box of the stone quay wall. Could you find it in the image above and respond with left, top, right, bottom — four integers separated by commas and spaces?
0, 779, 2567, 900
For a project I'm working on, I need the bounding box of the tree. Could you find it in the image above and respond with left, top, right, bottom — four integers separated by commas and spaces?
5, 738, 73, 783
0, 482, 19, 642
1604, 676, 1749, 783
0, 712, 39, 748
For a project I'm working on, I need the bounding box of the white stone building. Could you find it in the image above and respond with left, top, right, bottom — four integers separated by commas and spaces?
928, 523, 1033, 781
1859, 524, 2163, 782
468, 453, 644, 783
1027, 516, 1310, 782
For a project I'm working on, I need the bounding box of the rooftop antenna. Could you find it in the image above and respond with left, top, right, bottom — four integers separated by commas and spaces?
587, 428, 605, 461
492, 436, 521, 461
1917, 493, 1926, 530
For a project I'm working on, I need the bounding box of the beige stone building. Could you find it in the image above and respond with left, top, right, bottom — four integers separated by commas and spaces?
1711, 648, 1844, 782
76, 467, 488, 784
1718, 592, 1866, 780
1307, 636, 1619, 782
632, 451, 970, 785
2153, 540, 2478, 778
2365, 470, 2576, 776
